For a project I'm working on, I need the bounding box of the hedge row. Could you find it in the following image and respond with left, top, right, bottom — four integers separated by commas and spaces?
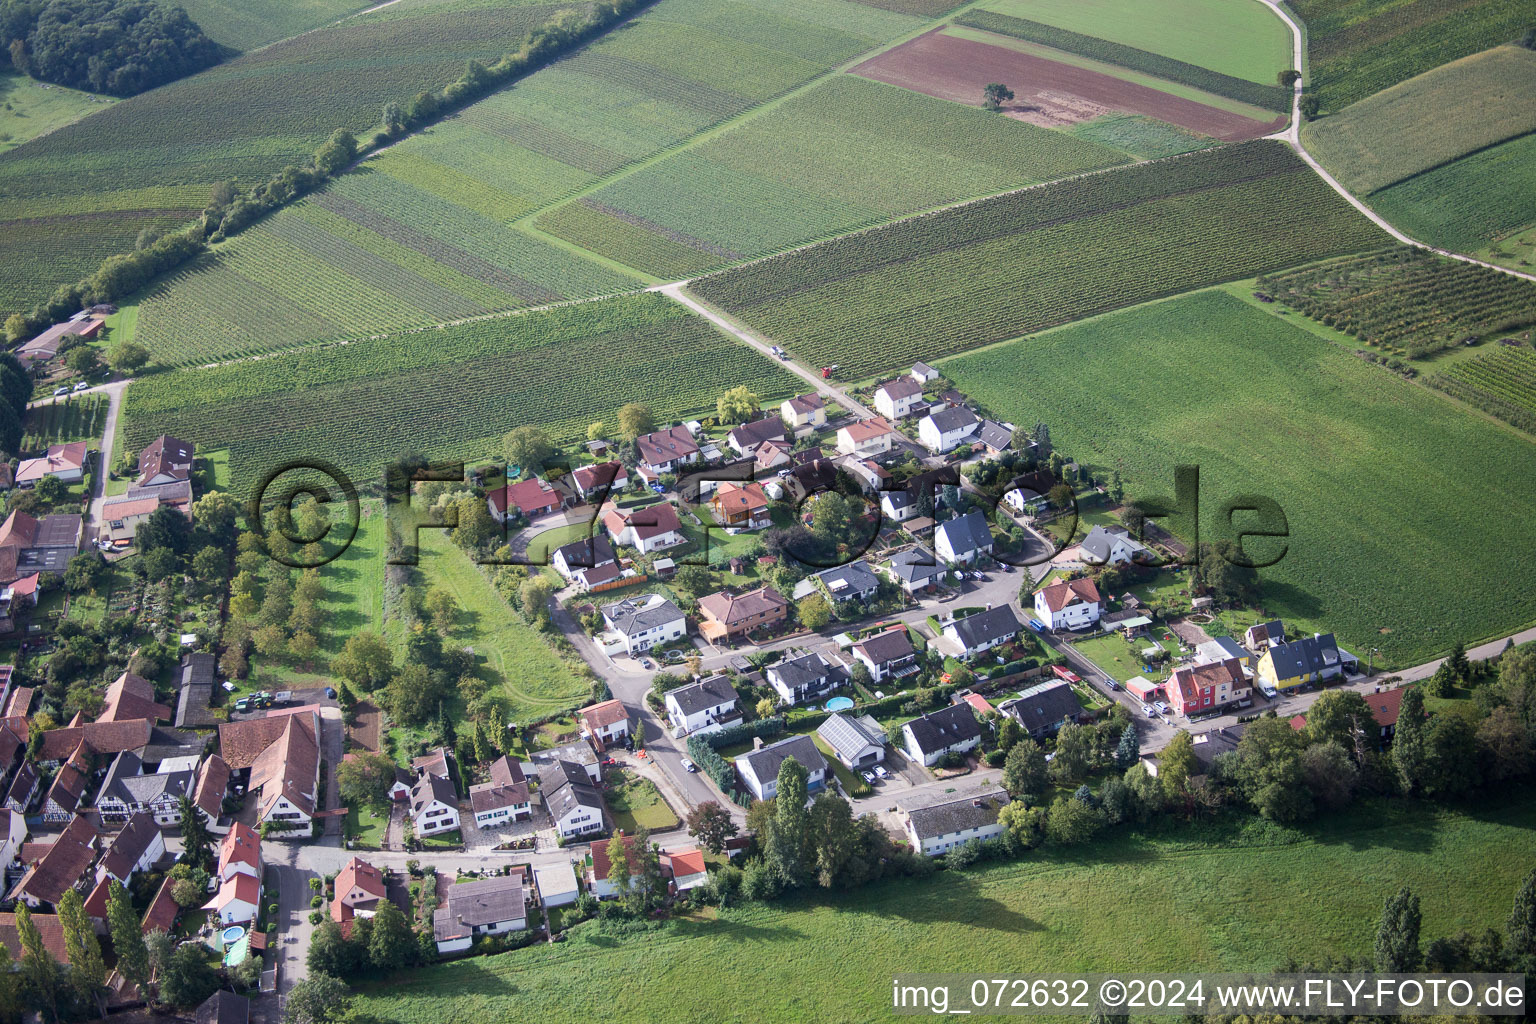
954, 10, 1292, 113
699, 716, 785, 750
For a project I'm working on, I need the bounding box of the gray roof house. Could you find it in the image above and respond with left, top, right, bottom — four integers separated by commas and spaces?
887, 547, 946, 592
902, 704, 983, 767
905, 794, 1006, 856
943, 605, 1021, 658
851, 627, 917, 683
1262, 633, 1346, 687
95, 750, 195, 825
816, 713, 886, 770
664, 675, 740, 735
794, 560, 881, 604
1078, 524, 1151, 567
975, 420, 1014, 452
175, 652, 217, 729
999, 680, 1084, 739
537, 760, 604, 838
766, 651, 848, 706
737, 735, 828, 801
433, 875, 526, 954
934, 510, 994, 565
601, 595, 686, 655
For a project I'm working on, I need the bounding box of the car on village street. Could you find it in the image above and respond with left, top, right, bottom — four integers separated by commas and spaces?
681, 758, 697, 773
1142, 704, 1155, 717
873, 765, 889, 779
52, 385, 69, 396
73, 381, 90, 391
1154, 701, 1170, 716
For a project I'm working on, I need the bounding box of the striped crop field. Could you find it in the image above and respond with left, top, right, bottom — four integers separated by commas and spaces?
121, 292, 805, 497
535, 74, 1132, 278
691, 141, 1390, 377
130, 0, 929, 362
1431, 344, 1536, 435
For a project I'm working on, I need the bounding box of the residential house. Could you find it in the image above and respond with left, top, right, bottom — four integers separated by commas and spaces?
1032, 577, 1102, 631
98, 672, 169, 724
140, 875, 180, 936
0, 509, 84, 588
9, 816, 96, 909
216, 823, 261, 884
41, 747, 90, 823
910, 362, 939, 384
727, 416, 787, 458
0, 808, 24, 867
0, 912, 67, 964
753, 441, 792, 475
905, 794, 1006, 856
194, 991, 249, 1024
1290, 687, 1406, 748
528, 741, 601, 784
533, 861, 580, 908
934, 510, 993, 565
1256, 633, 1345, 693
816, 713, 886, 770
208, 872, 261, 926
16, 443, 88, 487
1244, 619, 1286, 652
1166, 658, 1251, 717
795, 561, 880, 605
175, 651, 217, 729
96, 812, 164, 885
780, 393, 826, 431
975, 420, 1015, 456
839, 456, 891, 495
36, 718, 152, 767
710, 481, 772, 530
330, 857, 387, 934
784, 457, 840, 502
537, 761, 603, 839
94, 750, 195, 825
601, 501, 684, 554
410, 772, 460, 838
469, 756, 531, 829
1195, 635, 1254, 670
942, 606, 1022, 660
433, 876, 526, 953
191, 754, 229, 829
999, 681, 1084, 740
487, 477, 561, 523
697, 586, 788, 644
886, 547, 946, 594
836, 417, 896, 457
851, 627, 917, 684
1078, 524, 1152, 567
873, 379, 924, 420
588, 832, 648, 899
137, 436, 194, 488
217, 708, 321, 829
634, 425, 700, 474
100, 494, 176, 547
736, 735, 827, 801
577, 699, 631, 750
902, 704, 982, 767
602, 594, 687, 655
766, 650, 847, 706
568, 461, 628, 502
917, 406, 979, 453
664, 675, 739, 736
5, 762, 38, 813
551, 535, 617, 580
665, 847, 708, 892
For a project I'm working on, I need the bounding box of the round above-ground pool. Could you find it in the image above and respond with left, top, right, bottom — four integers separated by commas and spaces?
824, 696, 855, 712
221, 925, 245, 948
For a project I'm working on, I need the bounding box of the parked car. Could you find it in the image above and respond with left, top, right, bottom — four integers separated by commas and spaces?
1142, 704, 1155, 717
860, 771, 877, 785
233, 698, 251, 712
323, 687, 337, 700
680, 758, 697, 773
52, 386, 69, 397
1154, 701, 1170, 715
72, 382, 90, 392
1104, 679, 1119, 691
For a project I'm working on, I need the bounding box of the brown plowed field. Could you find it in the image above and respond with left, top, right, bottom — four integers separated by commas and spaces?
853, 28, 1284, 141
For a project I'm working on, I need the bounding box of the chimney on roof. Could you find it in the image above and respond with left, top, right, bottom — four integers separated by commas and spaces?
753, 737, 764, 751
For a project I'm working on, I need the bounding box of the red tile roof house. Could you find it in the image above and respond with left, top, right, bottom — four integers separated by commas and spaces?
95, 811, 166, 885
1166, 658, 1251, 717
9, 815, 97, 909
206, 823, 261, 925
136, 435, 195, 487
697, 586, 789, 644
487, 477, 563, 524
600, 501, 685, 555
634, 425, 700, 474
97, 671, 171, 724
331, 857, 388, 935
577, 699, 631, 751
1289, 686, 1407, 748
35, 717, 152, 766
15, 442, 88, 488
0, 912, 68, 963
1031, 577, 1103, 632
217, 708, 321, 829
99, 495, 168, 546
709, 481, 772, 530
568, 461, 628, 502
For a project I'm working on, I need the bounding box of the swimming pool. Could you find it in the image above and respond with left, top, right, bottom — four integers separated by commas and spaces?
824, 696, 855, 712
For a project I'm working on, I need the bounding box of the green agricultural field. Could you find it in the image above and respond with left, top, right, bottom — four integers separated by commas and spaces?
176, 0, 370, 50
692, 141, 1387, 377
415, 528, 590, 722
1258, 247, 1536, 359
126, 0, 927, 358
1293, 0, 1535, 112
1431, 343, 1536, 435
0, 73, 116, 153
0, 0, 585, 316
352, 797, 1536, 1022
970, 0, 1290, 83
1068, 114, 1217, 159
537, 75, 1130, 278
120, 293, 804, 497
944, 289, 1536, 667
847, 0, 961, 15
1303, 45, 1536, 195
1368, 131, 1536, 256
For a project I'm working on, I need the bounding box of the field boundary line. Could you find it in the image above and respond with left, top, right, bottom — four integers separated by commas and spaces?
1256, 0, 1536, 284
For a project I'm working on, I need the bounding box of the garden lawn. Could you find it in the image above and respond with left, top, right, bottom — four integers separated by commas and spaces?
971, 0, 1290, 83
1069, 632, 1166, 685
415, 529, 591, 722
606, 776, 680, 832
353, 796, 1536, 1023
943, 288, 1536, 668
0, 73, 114, 153
345, 804, 388, 848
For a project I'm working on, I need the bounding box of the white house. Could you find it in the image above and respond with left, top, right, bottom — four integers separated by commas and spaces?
568, 461, 628, 502
602, 594, 686, 655
933, 510, 993, 565
736, 735, 827, 801
578, 699, 631, 750
538, 761, 604, 838
918, 406, 979, 453
836, 417, 896, 457
410, 773, 460, 837
209, 872, 261, 925
601, 502, 685, 555
902, 704, 983, 767
941, 606, 1022, 659
851, 627, 917, 684
217, 823, 261, 883
94, 751, 195, 826
533, 861, 580, 908
910, 361, 939, 384
634, 425, 700, 474
780, 393, 826, 431
816, 713, 886, 770
766, 651, 847, 706
1078, 524, 1151, 567
726, 416, 787, 457
873, 379, 924, 420
0, 809, 25, 867
1033, 577, 1102, 631
551, 536, 617, 581
664, 675, 739, 736
433, 876, 525, 954
95, 812, 164, 885
905, 794, 1006, 856
469, 756, 530, 829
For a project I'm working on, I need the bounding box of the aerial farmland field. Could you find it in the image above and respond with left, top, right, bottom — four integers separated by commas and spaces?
691, 140, 1387, 377
1367, 131, 1536, 259
174, 0, 372, 50
944, 287, 1536, 666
